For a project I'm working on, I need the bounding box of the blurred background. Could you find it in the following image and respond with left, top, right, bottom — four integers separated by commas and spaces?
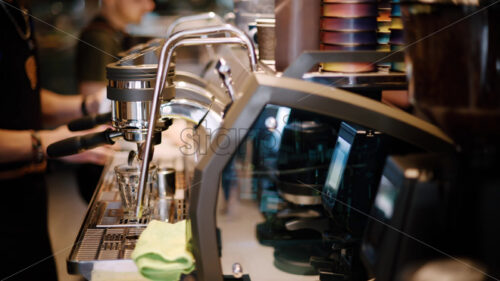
32, 0, 232, 94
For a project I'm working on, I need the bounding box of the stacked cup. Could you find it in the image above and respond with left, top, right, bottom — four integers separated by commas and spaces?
320, 0, 379, 73
377, 0, 391, 50
389, 0, 405, 71
377, 0, 392, 68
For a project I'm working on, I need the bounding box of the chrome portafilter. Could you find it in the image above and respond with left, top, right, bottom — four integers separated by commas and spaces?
47, 55, 172, 159
107, 62, 174, 143
47, 61, 170, 159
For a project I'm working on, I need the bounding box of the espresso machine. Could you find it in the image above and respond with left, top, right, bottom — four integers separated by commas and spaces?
47, 17, 264, 279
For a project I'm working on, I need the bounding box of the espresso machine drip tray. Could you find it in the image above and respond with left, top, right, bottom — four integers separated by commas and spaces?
67, 152, 187, 279
95, 201, 150, 227
75, 227, 144, 262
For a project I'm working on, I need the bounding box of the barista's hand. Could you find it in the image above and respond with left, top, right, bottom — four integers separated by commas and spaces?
381, 90, 411, 109
60, 146, 114, 165
38, 125, 114, 165
84, 88, 108, 115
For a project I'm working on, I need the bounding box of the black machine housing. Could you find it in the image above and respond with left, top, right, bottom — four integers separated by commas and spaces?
361, 153, 456, 281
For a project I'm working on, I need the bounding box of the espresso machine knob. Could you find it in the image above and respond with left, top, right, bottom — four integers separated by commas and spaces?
232, 262, 243, 279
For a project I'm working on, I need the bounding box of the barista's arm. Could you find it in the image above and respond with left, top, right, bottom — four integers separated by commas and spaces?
0, 129, 32, 163
79, 81, 107, 97
40, 88, 102, 126
0, 127, 112, 165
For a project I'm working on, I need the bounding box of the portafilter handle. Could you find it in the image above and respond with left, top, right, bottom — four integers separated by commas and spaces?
47, 129, 122, 158
67, 112, 112, 131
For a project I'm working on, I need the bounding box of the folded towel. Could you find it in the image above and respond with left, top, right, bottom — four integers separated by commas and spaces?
132, 220, 195, 281
91, 270, 150, 281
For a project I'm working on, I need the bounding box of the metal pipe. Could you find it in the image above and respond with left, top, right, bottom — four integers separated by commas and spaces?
166, 13, 225, 60
166, 12, 223, 38
168, 24, 257, 71
135, 33, 254, 217
160, 98, 223, 137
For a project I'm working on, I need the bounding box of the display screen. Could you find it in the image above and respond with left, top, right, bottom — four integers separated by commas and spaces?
324, 136, 352, 206
361, 172, 401, 267
372, 175, 399, 221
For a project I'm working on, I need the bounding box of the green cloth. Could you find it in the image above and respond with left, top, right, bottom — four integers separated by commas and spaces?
132, 220, 195, 281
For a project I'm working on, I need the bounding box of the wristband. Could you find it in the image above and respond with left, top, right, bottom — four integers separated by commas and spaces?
31, 131, 45, 163
81, 96, 89, 116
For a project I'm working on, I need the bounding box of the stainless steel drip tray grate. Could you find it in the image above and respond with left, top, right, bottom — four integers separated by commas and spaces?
68, 199, 150, 277
96, 201, 150, 228
75, 229, 104, 261
68, 156, 188, 279
75, 227, 145, 261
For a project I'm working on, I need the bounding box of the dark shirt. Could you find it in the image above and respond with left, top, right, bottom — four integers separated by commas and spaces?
0, 1, 41, 131
0, 2, 57, 280
76, 15, 130, 82
0, 1, 43, 173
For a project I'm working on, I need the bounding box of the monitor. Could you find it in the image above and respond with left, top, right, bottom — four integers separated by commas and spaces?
322, 122, 386, 237
322, 126, 354, 212
360, 160, 406, 277
361, 153, 455, 281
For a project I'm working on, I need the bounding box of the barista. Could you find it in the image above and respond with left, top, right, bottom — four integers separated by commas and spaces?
75, 0, 155, 202
0, 1, 112, 279
76, 0, 155, 96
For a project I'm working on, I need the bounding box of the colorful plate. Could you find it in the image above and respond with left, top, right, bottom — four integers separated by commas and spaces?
321, 17, 377, 31
322, 0, 377, 3
321, 30, 378, 44
320, 43, 378, 50
323, 3, 378, 17
321, 62, 377, 72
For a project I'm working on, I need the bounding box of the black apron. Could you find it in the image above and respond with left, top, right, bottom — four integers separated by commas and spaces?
0, 1, 57, 280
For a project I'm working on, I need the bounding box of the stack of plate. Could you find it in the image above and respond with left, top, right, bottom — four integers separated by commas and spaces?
320, 0, 379, 72
389, 0, 405, 71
